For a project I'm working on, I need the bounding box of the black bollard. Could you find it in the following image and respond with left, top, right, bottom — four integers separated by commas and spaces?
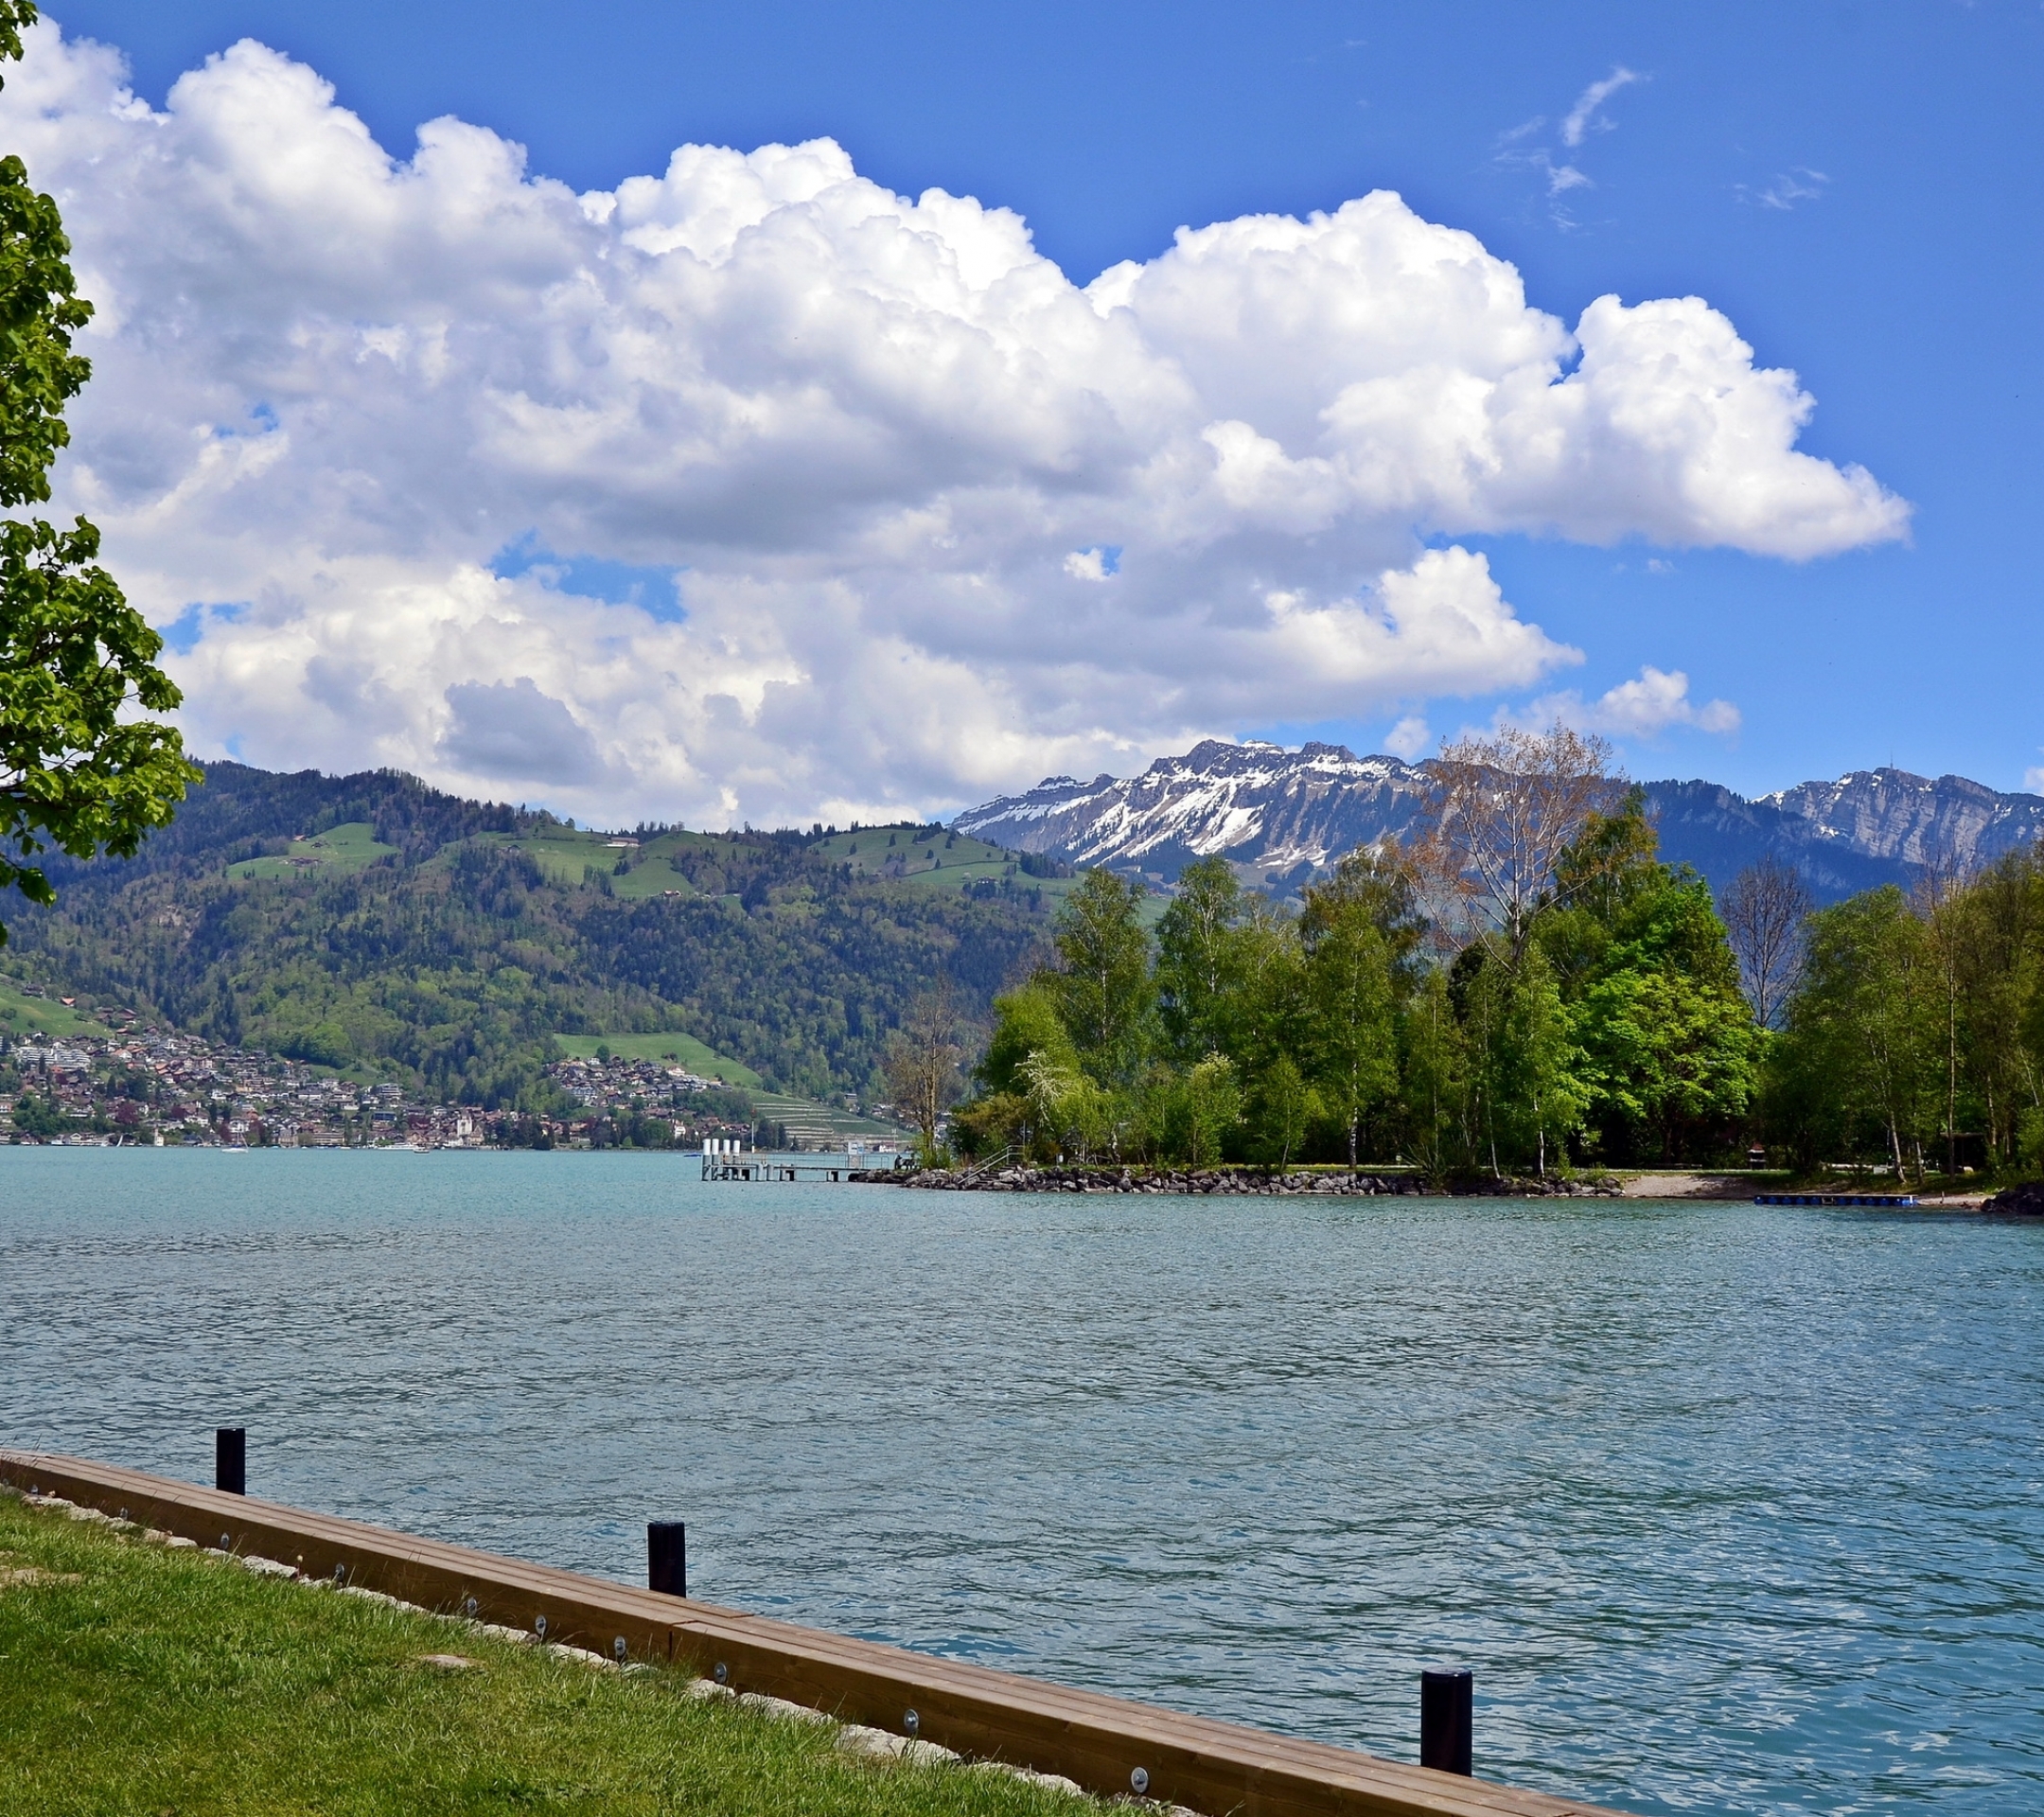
648, 1521, 686, 1597
216, 1427, 246, 1497
1419, 1668, 1472, 1775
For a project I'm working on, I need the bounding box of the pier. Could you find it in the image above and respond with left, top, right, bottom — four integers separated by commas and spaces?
698, 1138, 912, 1183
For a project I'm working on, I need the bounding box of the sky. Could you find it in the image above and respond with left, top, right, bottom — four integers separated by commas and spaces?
11, 0, 2042, 825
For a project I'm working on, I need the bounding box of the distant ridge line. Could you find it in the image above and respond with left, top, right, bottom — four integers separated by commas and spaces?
952, 743, 2044, 902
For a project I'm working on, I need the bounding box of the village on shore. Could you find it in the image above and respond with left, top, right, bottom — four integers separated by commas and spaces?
0, 1021, 774, 1152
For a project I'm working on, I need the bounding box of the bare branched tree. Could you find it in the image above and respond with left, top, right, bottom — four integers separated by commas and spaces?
883, 979, 965, 1158
1719, 857, 1813, 1030
1418, 723, 1620, 965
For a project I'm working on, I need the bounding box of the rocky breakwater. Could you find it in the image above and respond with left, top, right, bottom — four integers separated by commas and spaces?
1982, 1180, 2044, 1214
849, 1164, 1625, 1196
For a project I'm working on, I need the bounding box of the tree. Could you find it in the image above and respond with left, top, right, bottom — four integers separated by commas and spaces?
1419, 724, 1618, 966
1719, 858, 1812, 1030
977, 980, 1073, 1098
1400, 966, 1468, 1180
882, 980, 964, 1160
1499, 945, 1590, 1175
1245, 1050, 1318, 1167
1298, 887, 1398, 1169
1049, 868, 1153, 1082
1771, 888, 1939, 1178
1179, 1054, 1242, 1166
1154, 856, 1246, 1062
0, 8, 197, 939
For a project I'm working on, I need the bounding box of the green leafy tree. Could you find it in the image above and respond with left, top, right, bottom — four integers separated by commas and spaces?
1153, 856, 1247, 1062
977, 980, 1074, 1097
1497, 945, 1591, 1174
1244, 1049, 1318, 1167
0, 8, 196, 938
1049, 868, 1153, 1083
1179, 1053, 1242, 1165
1567, 878, 1758, 1162
1770, 887, 1939, 1178
1298, 883, 1398, 1169
1400, 965, 1468, 1179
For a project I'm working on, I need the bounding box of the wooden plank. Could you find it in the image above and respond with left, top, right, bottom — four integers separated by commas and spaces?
0, 1449, 1637, 1817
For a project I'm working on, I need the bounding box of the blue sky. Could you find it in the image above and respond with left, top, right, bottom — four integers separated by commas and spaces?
35, 0, 2044, 807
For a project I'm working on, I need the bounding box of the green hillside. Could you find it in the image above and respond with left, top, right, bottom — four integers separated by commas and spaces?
0, 977, 113, 1041
226, 821, 398, 881
0, 765, 1053, 1114
552, 1031, 763, 1089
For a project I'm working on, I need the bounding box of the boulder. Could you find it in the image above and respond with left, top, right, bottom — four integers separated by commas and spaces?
1982, 1180, 2044, 1215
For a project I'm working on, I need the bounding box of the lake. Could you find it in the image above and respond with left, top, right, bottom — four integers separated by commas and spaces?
3, 1147, 2040, 1815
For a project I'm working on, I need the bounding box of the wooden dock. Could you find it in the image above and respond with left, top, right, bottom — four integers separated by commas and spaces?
2, 1449, 1636, 1817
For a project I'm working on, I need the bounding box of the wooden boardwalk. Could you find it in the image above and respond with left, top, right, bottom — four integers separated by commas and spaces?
2, 1450, 1636, 1817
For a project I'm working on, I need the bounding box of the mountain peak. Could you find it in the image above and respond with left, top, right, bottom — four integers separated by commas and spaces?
957, 741, 2044, 896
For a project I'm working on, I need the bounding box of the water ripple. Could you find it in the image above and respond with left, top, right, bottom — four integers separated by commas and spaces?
3, 1149, 2041, 1815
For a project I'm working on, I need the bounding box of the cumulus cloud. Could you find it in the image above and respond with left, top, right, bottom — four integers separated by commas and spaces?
437, 678, 609, 786
1383, 714, 1431, 761
3, 21, 1904, 823
1510, 665, 1740, 741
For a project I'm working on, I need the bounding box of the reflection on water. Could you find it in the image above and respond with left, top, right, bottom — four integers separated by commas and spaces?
4, 1148, 2041, 1814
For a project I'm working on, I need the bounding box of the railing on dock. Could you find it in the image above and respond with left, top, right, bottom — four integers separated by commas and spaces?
698, 1138, 911, 1183
2, 1447, 1639, 1817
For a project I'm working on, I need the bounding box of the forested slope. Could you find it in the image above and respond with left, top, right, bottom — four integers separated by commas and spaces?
1, 763, 1049, 1107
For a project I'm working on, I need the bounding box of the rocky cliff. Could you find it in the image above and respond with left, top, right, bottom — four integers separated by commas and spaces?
954, 744, 2044, 900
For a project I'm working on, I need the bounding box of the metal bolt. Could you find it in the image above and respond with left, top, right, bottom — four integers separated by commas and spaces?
333, 1562, 346, 1583
714, 1661, 729, 1685
463, 1596, 478, 1618
613, 1637, 628, 1662
535, 1614, 548, 1639
904, 1709, 919, 1737
1131, 1767, 1150, 1795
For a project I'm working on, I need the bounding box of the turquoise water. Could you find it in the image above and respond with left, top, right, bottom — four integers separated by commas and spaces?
3, 1149, 2040, 1815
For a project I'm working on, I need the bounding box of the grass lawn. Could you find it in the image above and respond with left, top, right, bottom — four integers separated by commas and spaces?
0, 977, 114, 1040
228, 821, 402, 882
552, 1032, 764, 1089
0, 1491, 1093, 1817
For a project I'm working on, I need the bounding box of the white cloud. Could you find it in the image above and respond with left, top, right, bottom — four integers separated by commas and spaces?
1383, 714, 1431, 760
1510, 665, 1740, 741
1561, 67, 1641, 148
4, 22, 1902, 824
1741, 168, 1830, 211
2024, 760, 2044, 796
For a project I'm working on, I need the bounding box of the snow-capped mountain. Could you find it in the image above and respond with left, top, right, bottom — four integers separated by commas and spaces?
955, 740, 1434, 887
1763, 768, 2044, 871
954, 743, 2044, 899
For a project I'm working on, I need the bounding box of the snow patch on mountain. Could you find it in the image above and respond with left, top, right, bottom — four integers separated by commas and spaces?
957, 743, 2044, 898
